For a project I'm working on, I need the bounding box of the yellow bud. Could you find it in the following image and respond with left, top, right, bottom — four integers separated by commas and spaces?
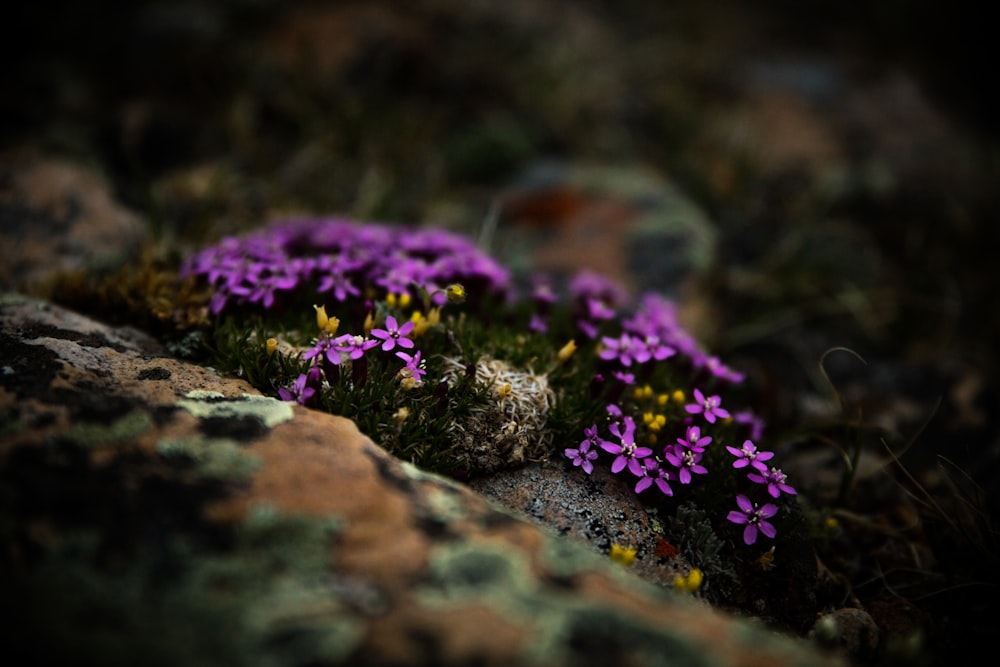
399, 292, 411, 308
496, 383, 513, 400
657, 393, 669, 406
325, 315, 340, 336
363, 311, 376, 333
557, 339, 577, 363
314, 304, 329, 331
426, 307, 441, 326
672, 389, 685, 404
609, 543, 637, 567
643, 412, 655, 425
673, 568, 703, 593
265, 338, 278, 356
446, 283, 466, 304
411, 311, 430, 337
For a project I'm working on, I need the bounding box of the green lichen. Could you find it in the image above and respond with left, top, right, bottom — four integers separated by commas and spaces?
177, 391, 294, 428
419, 541, 722, 667
157, 436, 261, 483
61, 408, 154, 449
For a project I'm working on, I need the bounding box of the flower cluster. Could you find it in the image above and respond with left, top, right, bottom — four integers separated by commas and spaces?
561, 292, 796, 547
187, 217, 796, 553
182, 218, 511, 315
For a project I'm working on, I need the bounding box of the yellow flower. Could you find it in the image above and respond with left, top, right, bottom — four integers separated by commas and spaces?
496, 383, 513, 400
671, 389, 685, 404
446, 283, 466, 304
609, 543, 637, 567
673, 568, 703, 593
657, 393, 669, 406
557, 339, 577, 363
363, 311, 376, 333
265, 337, 278, 356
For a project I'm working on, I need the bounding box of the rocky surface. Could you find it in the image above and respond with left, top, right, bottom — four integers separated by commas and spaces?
0, 293, 842, 666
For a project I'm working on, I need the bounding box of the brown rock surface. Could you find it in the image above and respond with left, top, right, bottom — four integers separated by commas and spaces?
0, 293, 842, 667
0, 154, 150, 291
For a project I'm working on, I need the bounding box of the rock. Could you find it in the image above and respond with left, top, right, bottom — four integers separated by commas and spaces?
0, 154, 150, 291
0, 294, 843, 667
469, 460, 690, 588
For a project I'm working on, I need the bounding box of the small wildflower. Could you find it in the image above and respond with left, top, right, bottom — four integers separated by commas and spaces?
676, 425, 712, 452
747, 467, 797, 498
557, 339, 577, 363
371, 315, 416, 352
609, 543, 637, 567
564, 436, 599, 475
265, 337, 278, 356
725, 439, 774, 473
363, 311, 376, 333
612, 370, 635, 385
656, 393, 669, 406
685, 388, 730, 424
634, 457, 674, 495
673, 568, 703, 594
410, 311, 430, 337
278, 370, 317, 405
727, 495, 779, 545
599, 333, 651, 367
496, 383, 513, 400
663, 447, 708, 484
396, 349, 426, 385
600, 416, 653, 476
671, 389, 685, 403
332, 334, 379, 361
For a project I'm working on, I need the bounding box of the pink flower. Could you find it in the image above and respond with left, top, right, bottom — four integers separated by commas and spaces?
684, 388, 730, 424
370, 315, 416, 352
727, 495, 778, 545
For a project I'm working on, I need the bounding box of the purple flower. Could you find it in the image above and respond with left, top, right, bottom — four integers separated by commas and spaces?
677, 425, 712, 452
634, 458, 674, 495
612, 370, 635, 385
663, 447, 708, 485
599, 333, 651, 367
684, 388, 730, 424
725, 439, 774, 473
727, 495, 779, 545
278, 368, 320, 405
747, 467, 797, 498
332, 334, 379, 362
395, 349, 426, 384
565, 437, 599, 475
732, 410, 766, 441
528, 314, 548, 333
599, 416, 653, 476
370, 315, 416, 352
